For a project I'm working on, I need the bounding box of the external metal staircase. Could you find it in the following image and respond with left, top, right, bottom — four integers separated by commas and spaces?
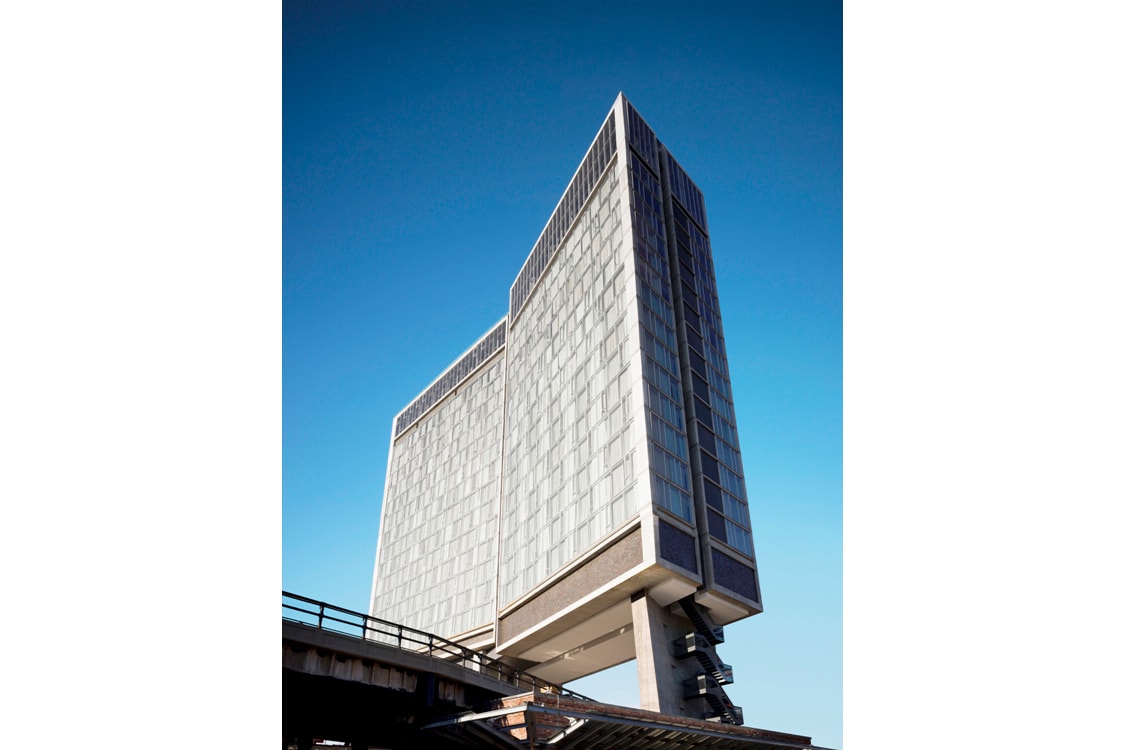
674, 595, 744, 725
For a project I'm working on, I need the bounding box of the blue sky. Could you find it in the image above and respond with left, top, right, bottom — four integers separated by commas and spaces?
6, 4, 1124, 750
284, 1, 840, 745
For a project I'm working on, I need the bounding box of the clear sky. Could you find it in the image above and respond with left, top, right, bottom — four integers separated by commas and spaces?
7, 4, 1124, 750
283, 1, 841, 745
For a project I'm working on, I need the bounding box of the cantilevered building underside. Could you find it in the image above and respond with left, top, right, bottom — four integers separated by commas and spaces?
371, 93, 761, 724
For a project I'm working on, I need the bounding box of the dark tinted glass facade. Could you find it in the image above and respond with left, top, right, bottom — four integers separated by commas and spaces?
622, 99, 759, 599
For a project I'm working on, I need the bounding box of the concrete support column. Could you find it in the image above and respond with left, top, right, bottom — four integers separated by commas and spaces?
630, 590, 697, 718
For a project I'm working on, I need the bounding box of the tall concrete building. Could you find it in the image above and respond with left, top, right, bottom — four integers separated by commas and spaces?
370, 93, 760, 724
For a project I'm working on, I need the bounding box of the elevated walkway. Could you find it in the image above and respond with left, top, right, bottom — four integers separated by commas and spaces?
282, 592, 585, 749
281, 592, 831, 750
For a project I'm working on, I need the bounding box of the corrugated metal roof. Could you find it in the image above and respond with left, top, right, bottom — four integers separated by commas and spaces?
422, 695, 832, 750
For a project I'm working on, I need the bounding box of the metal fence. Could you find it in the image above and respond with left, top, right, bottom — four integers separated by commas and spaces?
282, 591, 591, 701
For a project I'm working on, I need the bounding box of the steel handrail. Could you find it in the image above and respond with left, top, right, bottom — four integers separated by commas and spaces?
282, 591, 591, 701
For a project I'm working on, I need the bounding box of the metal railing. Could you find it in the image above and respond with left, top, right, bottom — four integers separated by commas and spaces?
282, 591, 591, 701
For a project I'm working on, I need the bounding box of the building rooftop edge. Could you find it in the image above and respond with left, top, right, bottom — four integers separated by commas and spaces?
392, 315, 507, 434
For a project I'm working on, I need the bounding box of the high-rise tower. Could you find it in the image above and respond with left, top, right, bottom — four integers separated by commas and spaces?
370, 93, 760, 723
